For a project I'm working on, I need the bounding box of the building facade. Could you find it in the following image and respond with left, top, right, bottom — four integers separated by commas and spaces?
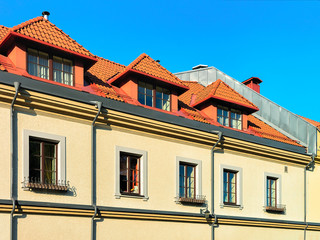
0, 13, 319, 240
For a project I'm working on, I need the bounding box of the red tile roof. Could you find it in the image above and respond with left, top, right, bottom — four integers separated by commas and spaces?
86, 56, 126, 84
300, 115, 320, 129
109, 53, 188, 91
0, 25, 9, 41
179, 81, 205, 105
1, 17, 94, 57
248, 115, 301, 146
192, 79, 258, 111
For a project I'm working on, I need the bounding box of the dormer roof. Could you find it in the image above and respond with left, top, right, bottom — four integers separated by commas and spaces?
0, 16, 96, 61
191, 79, 259, 113
108, 53, 189, 94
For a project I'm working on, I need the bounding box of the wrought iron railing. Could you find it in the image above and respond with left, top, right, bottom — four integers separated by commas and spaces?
264, 204, 286, 213
177, 195, 206, 204
22, 177, 69, 191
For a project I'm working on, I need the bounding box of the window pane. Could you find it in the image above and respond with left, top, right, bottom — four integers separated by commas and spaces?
146, 83, 153, 96
146, 95, 153, 107
138, 93, 145, 105
156, 98, 162, 109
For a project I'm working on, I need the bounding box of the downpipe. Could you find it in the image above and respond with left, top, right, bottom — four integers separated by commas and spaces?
210, 131, 223, 240
304, 153, 314, 240
10, 82, 21, 240
90, 101, 102, 240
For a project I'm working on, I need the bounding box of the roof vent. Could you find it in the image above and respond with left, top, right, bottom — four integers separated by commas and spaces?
192, 64, 208, 70
42, 11, 50, 20
155, 60, 160, 63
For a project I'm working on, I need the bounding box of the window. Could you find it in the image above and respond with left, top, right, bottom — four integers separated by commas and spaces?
176, 157, 204, 204
264, 173, 284, 212
179, 163, 196, 199
223, 169, 237, 205
138, 81, 171, 111
220, 165, 243, 208
27, 48, 74, 86
53, 56, 74, 85
217, 107, 242, 130
266, 177, 277, 207
120, 153, 140, 195
115, 146, 148, 200
23, 130, 67, 191
29, 138, 57, 185
27, 49, 49, 79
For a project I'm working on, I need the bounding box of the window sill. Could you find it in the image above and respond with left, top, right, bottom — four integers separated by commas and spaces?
175, 196, 206, 205
115, 194, 149, 201
220, 203, 243, 210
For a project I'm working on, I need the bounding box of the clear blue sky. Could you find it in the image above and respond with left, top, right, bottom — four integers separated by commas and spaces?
0, 0, 319, 121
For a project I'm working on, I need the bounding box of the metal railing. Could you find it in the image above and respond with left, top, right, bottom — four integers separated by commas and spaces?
177, 195, 206, 204
22, 177, 69, 191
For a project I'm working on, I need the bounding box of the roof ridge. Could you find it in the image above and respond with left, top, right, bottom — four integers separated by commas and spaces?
11, 16, 44, 31
211, 79, 221, 96
95, 56, 126, 68
126, 53, 147, 70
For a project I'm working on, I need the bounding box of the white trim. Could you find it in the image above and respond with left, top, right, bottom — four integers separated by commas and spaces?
264, 172, 282, 208
115, 146, 148, 200
220, 164, 243, 209
175, 157, 202, 203
23, 130, 66, 187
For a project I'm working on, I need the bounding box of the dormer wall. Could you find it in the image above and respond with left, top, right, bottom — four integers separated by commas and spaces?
119, 77, 138, 100
6, 40, 86, 88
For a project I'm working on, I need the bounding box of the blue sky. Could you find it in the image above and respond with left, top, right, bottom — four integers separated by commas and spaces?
0, 0, 319, 121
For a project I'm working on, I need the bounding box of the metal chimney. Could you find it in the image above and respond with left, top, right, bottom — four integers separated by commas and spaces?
42, 11, 50, 20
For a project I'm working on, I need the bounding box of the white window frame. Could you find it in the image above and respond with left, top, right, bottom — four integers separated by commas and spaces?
23, 130, 66, 187
115, 146, 148, 200
264, 172, 282, 209
220, 164, 243, 209
175, 157, 202, 203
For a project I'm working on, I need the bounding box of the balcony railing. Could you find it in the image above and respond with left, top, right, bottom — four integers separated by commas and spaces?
177, 195, 206, 204
264, 204, 286, 213
22, 177, 69, 192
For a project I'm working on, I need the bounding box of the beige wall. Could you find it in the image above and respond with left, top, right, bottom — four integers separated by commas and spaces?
215, 150, 305, 221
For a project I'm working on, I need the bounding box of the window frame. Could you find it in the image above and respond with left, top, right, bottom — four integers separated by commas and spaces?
138, 80, 171, 111
223, 169, 238, 205
217, 106, 242, 130
23, 130, 66, 189
119, 152, 141, 196
27, 48, 75, 86
176, 157, 203, 204
264, 173, 282, 211
115, 146, 148, 200
220, 165, 243, 209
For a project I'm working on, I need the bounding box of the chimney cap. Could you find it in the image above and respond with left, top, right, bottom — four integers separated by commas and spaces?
42, 11, 50, 20
242, 77, 262, 85
192, 64, 208, 70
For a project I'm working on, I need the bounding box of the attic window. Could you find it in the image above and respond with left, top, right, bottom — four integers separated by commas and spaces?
217, 106, 242, 130
138, 81, 171, 111
27, 48, 74, 86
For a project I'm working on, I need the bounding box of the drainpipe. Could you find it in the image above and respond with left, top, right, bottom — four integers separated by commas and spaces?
304, 153, 314, 240
90, 101, 102, 240
211, 131, 223, 240
10, 82, 21, 240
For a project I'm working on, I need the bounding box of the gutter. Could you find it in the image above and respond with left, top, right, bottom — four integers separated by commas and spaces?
304, 153, 314, 240
210, 131, 223, 240
90, 101, 102, 240
10, 82, 20, 240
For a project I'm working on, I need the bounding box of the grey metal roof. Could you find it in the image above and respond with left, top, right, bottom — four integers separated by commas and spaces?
175, 66, 317, 155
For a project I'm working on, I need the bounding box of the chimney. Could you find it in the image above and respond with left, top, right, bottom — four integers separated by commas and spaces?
42, 11, 50, 20
242, 77, 262, 93
192, 64, 208, 70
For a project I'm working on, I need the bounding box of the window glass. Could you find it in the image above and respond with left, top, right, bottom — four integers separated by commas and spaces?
267, 177, 277, 207
29, 139, 57, 185
27, 49, 49, 79
120, 153, 141, 195
223, 169, 237, 204
53, 56, 73, 86
218, 107, 242, 129
179, 163, 196, 199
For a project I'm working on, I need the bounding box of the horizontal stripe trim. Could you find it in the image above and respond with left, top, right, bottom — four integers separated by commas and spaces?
0, 199, 320, 230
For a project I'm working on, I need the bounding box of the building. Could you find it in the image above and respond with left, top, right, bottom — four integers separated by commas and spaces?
0, 12, 318, 240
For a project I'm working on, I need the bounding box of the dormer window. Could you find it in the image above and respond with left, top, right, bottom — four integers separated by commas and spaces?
138, 81, 171, 111
27, 49, 49, 79
27, 48, 74, 86
217, 106, 242, 130
53, 56, 73, 85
